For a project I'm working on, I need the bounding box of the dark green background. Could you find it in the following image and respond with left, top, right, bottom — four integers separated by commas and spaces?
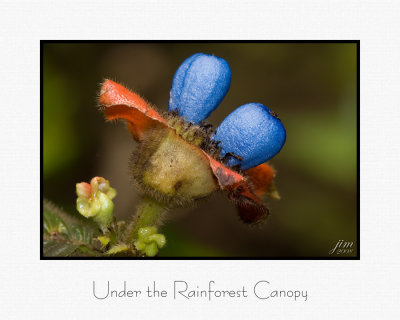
43, 42, 358, 257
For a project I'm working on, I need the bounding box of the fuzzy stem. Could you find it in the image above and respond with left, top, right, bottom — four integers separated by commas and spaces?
123, 195, 167, 245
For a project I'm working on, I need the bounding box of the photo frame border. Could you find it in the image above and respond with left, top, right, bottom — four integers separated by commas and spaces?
40, 40, 360, 260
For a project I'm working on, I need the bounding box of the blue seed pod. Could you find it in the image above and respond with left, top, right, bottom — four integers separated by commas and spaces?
213, 103, 286, 170
169, 53, 232, 124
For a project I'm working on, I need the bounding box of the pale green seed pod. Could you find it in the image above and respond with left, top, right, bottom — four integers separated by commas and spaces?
130, 126, 218, 207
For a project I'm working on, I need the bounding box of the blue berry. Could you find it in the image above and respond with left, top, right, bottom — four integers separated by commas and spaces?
213, 103, 286, 170
169, 53, 231, 124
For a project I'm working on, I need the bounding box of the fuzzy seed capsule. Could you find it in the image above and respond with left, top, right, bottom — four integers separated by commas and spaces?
213, 103, 286, 170
131, 126, 218, 206
169, 53, 232, 124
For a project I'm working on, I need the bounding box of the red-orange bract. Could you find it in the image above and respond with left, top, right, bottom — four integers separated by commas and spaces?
99, 79, 276, 224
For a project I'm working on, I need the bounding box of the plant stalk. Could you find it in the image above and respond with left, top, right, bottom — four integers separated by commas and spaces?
123, 195, 167, 245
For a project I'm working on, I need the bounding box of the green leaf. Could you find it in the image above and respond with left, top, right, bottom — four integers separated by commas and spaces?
97, 236, 110, 248
109, 221, 126, 244
71, 245, 103, 257
43, 199, 100, 257
68, 224, 95, 244
105, 244, 132, 255
44, 199, 98, 233
43, 207, 68, 236
43, 239, 79, 257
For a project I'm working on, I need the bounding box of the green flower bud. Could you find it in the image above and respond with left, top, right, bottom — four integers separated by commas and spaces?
144, 242, 158, 257
134, 227, 166, 257
76, 177, 117, 232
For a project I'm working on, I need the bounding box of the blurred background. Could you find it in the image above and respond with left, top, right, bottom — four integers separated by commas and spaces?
43, 42, 358, 257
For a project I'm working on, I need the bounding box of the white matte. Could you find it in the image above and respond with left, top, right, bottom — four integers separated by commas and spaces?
0, 0, 399, 319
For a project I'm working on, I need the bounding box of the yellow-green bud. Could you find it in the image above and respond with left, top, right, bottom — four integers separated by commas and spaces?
134, 227, 166, 257
76, 177, 117, 232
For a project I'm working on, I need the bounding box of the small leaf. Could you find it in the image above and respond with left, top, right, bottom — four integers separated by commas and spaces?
43, 239, 79, 257
68, 224, 94, 244
43, 207, 68, 236
44, 199, 98, 233
109, 221, 126, 244
72, 245, 103, 257
43, 199, 100, 257
105, 244, 132, 255
97, 236, 110, 248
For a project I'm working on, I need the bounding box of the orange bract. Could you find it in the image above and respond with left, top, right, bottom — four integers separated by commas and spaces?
245, 163, 275, 198
99, 80, 166, 140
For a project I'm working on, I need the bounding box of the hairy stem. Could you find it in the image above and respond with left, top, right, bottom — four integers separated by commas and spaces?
123, 195, 167, 245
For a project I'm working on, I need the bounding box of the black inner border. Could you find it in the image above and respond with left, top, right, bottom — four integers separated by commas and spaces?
40, 40, 360, 260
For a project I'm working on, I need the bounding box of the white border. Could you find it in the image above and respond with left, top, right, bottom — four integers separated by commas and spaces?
1, 0, 399, 318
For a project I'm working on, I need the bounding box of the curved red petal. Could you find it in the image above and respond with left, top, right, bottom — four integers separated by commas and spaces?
234, 193, 269, 224
202, 152, 245, 188
226, 180, 269, 224
98, 79, 166, 140
244, 163, 275, 198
